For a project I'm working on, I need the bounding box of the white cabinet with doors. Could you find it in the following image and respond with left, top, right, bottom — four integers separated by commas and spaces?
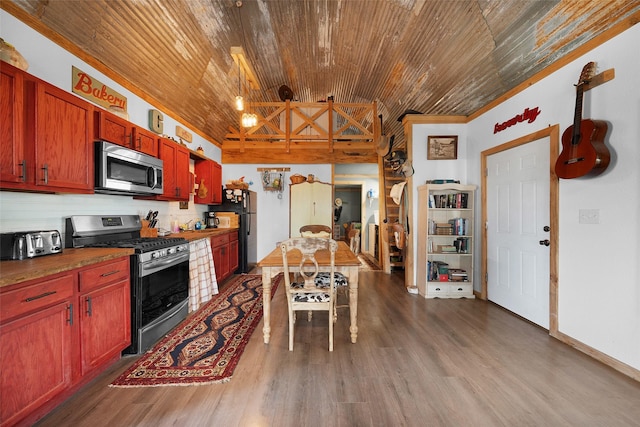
417, 183, 476, 298
289, 181, 333, 237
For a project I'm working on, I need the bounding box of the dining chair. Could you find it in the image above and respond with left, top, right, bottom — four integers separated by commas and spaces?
299, 224, 332, 237
300, 225, 349, 318
279, 237, 339, 351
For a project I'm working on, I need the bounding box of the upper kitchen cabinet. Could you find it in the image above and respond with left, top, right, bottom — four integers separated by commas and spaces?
0, 62, 25, 185
193, 158, 222, 205
289, 181, 333, 237
1, 66, 94, 194
94, 109, 158, 157
156, 137, 190, 201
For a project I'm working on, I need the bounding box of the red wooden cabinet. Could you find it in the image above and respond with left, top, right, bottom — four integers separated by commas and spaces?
94, 110, 158, 157
194, 158, 222, 204
132, 126, 158, 157
0, 274, 75, 427
210, 231, 239, 282
156, 137, 190, 201
94, 109, 132, 147
0, 61, 25, 185
77, 258, 131, 376
30, 79, 94, 192
1, 68, 94, 193
0, 257, 131, 426
229, 232, 239, 274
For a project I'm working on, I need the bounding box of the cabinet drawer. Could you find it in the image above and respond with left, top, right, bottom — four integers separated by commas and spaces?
79, 258, 130, 293
211, 233, 230, 248
1, 274, 74, 322
229, 231, 239, 242
427, 283, 449, 298
448, 282, 474, 298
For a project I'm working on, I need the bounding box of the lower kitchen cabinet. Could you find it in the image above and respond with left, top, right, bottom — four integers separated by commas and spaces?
211, 231, 239, 282
0, 275, 74, 427
0, 257, 131, 426
78, 258, 131, 376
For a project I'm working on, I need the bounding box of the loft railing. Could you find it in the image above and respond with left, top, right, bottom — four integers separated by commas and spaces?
224, 100, 379, 153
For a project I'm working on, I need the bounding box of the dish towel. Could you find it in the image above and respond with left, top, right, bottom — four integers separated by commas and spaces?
390, 182, 406, 205
188, 238, 219, 312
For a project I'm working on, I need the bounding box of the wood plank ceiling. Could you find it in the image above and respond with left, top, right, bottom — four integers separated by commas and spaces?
3, 0, 639, 163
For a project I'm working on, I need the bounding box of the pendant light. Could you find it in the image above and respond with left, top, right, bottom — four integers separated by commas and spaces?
235, 60, 244, 111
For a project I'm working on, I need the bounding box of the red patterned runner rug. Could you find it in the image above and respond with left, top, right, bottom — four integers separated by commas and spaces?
110, 274, 279, 387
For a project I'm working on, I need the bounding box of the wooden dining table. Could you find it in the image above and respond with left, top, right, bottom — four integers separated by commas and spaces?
257, 240, 361, 345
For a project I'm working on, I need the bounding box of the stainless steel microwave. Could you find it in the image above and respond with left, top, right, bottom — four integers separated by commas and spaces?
95, 141, 163, 195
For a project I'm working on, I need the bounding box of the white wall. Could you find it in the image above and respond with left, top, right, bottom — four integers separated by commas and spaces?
410, 24, 640, 371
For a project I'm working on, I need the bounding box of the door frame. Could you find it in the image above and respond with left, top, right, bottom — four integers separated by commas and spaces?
480, 125, 559, 335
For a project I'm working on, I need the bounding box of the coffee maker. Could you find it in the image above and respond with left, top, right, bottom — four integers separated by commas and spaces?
204, 211, 219, 228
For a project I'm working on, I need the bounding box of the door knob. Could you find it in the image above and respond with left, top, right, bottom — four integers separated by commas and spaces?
543, 226, 550, 232
539, 239, 550, 246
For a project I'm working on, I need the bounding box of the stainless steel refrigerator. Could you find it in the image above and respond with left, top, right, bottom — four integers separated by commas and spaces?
207, 189, 257, 273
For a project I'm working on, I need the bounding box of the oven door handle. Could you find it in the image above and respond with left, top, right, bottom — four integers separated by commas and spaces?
140, 253, 189, 277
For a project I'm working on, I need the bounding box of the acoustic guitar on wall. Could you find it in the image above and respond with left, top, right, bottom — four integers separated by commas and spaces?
555, 61, 610, 179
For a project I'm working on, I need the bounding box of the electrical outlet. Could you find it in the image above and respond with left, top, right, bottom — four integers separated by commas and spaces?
579, 209, 599, 224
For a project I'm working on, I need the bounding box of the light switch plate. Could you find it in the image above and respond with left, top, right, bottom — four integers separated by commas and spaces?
579, 209, 599, 224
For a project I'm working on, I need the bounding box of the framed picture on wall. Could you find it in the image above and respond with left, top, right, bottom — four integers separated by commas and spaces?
427, 135, 458, 160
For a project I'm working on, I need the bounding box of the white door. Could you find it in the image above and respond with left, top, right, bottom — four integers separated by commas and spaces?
486, 137, 550, 328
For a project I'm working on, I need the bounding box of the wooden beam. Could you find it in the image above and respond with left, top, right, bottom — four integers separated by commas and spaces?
230, 46, 260, 90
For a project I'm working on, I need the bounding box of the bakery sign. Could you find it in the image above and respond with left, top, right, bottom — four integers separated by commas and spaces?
72, 66, 127, 111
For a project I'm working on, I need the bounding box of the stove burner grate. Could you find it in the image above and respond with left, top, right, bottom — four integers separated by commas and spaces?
86, 237, 188, 252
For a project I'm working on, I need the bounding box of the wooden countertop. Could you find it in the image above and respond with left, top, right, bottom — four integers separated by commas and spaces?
0, 248, 134, 289
174, 227, 238, 241
0, 228, 239, 289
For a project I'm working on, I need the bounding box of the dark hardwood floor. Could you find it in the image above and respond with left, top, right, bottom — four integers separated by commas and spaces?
36, 270, 640, 426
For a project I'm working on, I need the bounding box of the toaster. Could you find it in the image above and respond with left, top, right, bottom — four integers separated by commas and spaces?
0, 230, 63, 260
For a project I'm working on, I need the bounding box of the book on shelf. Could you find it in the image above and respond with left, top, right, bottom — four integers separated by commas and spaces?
426, 179, 460, 184
448, 268, 468, 281
428, 261, 449, 281
431, 192, 469, 209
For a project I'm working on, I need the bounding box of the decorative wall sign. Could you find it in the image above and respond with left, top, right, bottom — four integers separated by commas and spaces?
176, 126, 193, 143
72, 66, 127, 111
149, 109, 164, 133
493, 106, 541, 134
427, 136, 458, 160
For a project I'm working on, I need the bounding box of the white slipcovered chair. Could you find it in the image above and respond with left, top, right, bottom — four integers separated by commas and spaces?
279, 237, 338, 351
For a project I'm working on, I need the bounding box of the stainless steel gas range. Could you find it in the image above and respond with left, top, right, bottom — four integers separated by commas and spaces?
65, 215, 189, 354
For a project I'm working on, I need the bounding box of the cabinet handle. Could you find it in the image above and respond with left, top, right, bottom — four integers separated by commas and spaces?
128, 133, 133, 147
100, 270, 119, 277
67, 303, 73, 326
136, 136, 141, 150
19, 160, 26, 182
41, 163, 49, 184
25, 290, 57, 302
86, 296, 93, 316
176, 187, 180, 197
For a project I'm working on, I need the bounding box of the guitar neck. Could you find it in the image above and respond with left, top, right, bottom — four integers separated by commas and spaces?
571, 84, 585, 145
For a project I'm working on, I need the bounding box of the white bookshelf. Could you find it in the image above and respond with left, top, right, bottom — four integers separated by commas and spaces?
417, 183, 476, 298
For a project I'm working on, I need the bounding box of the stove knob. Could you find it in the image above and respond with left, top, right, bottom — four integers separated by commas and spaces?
152, 251, 162, 259
167, 247, 175, 255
